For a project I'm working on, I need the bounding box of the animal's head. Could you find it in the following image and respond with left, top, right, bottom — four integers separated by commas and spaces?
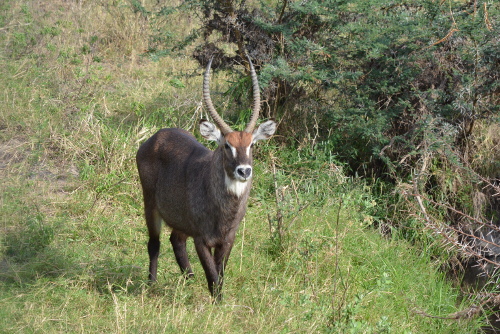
200, 56, 276, 196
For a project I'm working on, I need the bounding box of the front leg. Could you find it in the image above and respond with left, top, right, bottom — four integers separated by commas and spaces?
214, 235, 235, 287
193, 238, 221, 301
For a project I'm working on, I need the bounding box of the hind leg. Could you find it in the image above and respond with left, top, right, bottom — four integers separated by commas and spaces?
145, 201, 162, 282
170, 230, 193, 278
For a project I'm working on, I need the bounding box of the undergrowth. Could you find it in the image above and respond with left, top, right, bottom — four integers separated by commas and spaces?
0, 0, 491, 333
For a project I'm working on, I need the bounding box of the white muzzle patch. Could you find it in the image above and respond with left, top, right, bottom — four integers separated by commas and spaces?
225, 172, 250, 197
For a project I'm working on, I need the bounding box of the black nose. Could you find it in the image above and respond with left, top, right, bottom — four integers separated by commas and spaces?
237, 167, 252, 179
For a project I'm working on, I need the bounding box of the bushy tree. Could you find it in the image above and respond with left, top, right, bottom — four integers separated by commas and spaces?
148, 0, 498, 175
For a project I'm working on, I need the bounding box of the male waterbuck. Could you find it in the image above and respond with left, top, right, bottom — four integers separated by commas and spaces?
136, 56, 276, 301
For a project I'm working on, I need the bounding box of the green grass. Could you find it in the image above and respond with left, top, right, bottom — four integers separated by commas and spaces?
0, 192, 482, 333
0, 0, 485, 333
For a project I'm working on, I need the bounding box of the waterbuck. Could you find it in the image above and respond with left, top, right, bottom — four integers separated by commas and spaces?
136, 56, 276, 301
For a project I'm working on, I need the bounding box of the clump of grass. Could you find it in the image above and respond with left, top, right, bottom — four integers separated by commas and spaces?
4, 211, 53, 263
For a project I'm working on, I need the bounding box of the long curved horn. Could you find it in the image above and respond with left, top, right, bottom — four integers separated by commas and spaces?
244, 55, 261, 133
203, 57, 233, 135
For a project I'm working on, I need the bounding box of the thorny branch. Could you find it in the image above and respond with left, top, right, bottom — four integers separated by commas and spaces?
401, 174, 500, 321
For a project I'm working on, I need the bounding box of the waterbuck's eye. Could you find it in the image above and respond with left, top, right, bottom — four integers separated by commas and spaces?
224, 143, 231, 150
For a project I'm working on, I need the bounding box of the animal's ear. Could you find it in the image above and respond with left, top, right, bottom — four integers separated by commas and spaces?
199, 119, 223, 144
252, 120, 276, 142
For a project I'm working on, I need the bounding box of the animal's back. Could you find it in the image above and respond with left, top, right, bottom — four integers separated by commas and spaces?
136, 128, 207, 189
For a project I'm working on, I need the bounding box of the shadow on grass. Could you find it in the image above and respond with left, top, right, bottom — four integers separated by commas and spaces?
0, 213, 145, 293
3, 213, 54, 263
0, 211, 198, 302
0, 248, 73, 288
0, 241, 153, 299
0, 212, 68, 285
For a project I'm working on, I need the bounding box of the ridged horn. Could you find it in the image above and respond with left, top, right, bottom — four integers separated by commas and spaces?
203, 57, 233, 135
244, 55, 261, 133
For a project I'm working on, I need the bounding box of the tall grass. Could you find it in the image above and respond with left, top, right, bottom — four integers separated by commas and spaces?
0, 0, 486, 332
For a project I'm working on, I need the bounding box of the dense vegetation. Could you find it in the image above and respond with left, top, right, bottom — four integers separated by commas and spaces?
1, 0, 498, 332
